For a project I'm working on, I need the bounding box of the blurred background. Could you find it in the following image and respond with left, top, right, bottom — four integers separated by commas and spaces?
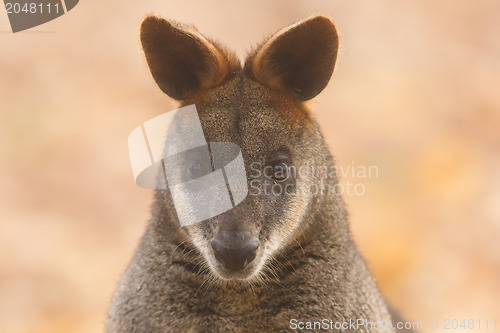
1, 1, 499, 332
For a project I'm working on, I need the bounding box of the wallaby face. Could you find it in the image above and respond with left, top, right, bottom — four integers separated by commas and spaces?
140, 16, 338, 281
107, 15, 409, 333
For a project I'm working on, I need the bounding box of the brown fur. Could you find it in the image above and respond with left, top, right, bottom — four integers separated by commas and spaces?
141, 16, 239, 100
245, 16, 339, 101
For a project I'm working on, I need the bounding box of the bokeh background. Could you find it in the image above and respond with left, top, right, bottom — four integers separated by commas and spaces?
1, 1, 499, 332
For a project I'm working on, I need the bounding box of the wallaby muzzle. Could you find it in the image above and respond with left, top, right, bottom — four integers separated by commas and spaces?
211, 228, 259, 272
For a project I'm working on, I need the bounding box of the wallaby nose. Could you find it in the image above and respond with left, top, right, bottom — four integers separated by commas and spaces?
211, 229, 259, 271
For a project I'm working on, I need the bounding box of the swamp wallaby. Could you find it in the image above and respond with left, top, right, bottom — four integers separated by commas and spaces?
107, 15, 412, 333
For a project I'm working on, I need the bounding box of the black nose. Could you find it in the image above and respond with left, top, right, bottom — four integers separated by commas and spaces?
211, 229, 259, 271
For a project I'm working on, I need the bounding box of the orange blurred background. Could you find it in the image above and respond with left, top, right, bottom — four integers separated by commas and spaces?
1, 1, 499, 332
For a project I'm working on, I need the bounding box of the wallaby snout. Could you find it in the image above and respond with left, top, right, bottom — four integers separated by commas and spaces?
211, 228, 259, 272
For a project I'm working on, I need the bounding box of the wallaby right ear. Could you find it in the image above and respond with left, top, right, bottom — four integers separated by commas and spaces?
140, 16, 240, 101
245, 16, 339, 101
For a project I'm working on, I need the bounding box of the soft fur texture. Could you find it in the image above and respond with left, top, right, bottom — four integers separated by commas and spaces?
107, 15, 411, 333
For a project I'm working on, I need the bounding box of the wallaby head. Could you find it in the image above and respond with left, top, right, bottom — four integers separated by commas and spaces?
140, 15, 340, 281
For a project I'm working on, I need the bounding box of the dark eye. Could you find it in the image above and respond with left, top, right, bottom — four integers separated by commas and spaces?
186, 161, 204, 180
271, 161, 291, 182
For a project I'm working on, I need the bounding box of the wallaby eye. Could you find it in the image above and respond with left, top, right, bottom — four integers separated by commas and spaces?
186, 161, 204, 180
271, 161, 291, 182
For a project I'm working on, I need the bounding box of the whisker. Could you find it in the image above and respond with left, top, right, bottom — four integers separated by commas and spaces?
294, 239, 306, 256
170, 241, 186, 262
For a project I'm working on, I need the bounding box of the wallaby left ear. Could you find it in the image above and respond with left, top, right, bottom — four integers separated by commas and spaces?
140, 16, 240, 101
245, 16, 339, 101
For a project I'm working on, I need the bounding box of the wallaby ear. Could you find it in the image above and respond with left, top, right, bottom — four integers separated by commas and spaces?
140, 16, 240, 101
245, 16, 339, 101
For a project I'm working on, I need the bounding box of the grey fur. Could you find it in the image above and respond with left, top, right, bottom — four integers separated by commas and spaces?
107, 16, 411, 333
